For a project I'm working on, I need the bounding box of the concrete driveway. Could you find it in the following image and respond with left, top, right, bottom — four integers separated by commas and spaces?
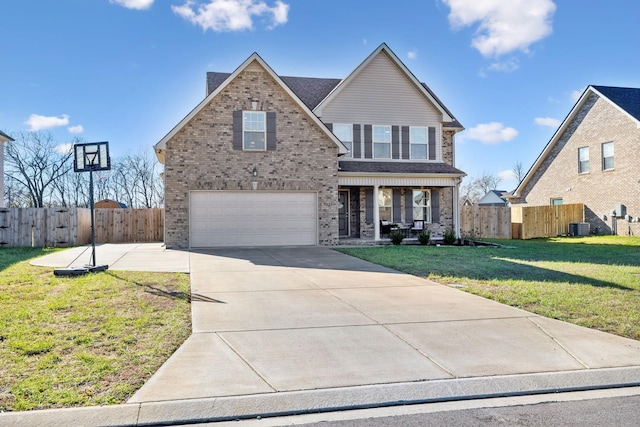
23, 244, 640, 425
127, 246, 640, 418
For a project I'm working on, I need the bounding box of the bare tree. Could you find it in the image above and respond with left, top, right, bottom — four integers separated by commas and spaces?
460, 172, 502, 205
513, 161, 526, 184
4, 132, 75, 207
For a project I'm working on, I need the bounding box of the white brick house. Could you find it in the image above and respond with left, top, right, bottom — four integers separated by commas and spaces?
507, 85, 640, 236
154, 44, 465, 248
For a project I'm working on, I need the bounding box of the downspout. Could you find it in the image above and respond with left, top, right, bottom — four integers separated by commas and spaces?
453, 177, 461, 240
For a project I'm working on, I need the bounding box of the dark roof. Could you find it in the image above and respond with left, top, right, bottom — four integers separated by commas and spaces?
592, 85, 640, 122
338, 160, 465, 175
0, 130, 14, 141
206, 72, 462, 127
280, 76, 342, 109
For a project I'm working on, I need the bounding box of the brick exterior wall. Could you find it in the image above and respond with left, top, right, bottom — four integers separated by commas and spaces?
512, 92, 640, 236
163, 61, 340, 248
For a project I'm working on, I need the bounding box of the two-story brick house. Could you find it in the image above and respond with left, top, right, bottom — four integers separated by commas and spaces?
154, 44, 465, 248
507, 85, 640, 235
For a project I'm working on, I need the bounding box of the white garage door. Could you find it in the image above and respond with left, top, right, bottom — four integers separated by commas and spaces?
189, 191, 317, 247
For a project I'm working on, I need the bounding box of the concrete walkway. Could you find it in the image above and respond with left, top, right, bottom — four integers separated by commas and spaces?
6, 243, 640, 426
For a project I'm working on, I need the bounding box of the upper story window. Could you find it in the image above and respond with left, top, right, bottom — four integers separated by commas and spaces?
333, 123, 352, 158
551, 198, 563, 206
578, 146, 589, 173
410, 127, 428, 160
602, 142, 614, 170
373, 125, 391, 158
243, 111, 266, 150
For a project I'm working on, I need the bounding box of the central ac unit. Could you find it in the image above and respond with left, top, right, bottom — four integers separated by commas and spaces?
569, 222, 590, 236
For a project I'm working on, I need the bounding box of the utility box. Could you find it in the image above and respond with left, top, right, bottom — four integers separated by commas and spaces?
615, 204, 626, 218
569, 222, 590, 236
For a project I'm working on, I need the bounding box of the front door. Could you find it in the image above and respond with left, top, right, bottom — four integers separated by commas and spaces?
338, 190, 349, 236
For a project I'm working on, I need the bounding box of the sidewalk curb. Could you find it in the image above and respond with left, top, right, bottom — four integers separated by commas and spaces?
3, 367, 640, 427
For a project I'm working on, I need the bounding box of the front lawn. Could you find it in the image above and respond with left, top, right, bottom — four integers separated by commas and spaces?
0, 248, 191, 412
338, 236, 640, 341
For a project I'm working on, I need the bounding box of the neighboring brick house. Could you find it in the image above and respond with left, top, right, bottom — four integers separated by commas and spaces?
507, 85, 640, 236
154, 44, 465, 248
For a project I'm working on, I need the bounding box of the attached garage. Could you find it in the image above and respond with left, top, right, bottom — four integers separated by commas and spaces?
189, 191, 318, 248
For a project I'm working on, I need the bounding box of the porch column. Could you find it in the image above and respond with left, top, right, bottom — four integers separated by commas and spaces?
453, 179, 461, 239
373, 185, 380, 240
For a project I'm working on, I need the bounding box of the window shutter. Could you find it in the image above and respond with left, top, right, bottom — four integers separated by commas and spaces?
393, 189, 402, 222
405, 191, 413, 223
266, 112, 276, 151
364, 125, 372, 159
232, 110, 243, 150
365, 189, 373, 224
428, 127, 436, 160
401, 126, 410, 160
353, 124, 361, 158
431, 189, 440, 223
392, 126, 400, 159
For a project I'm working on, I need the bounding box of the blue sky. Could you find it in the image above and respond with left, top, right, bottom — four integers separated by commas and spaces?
1, 0, 639, 191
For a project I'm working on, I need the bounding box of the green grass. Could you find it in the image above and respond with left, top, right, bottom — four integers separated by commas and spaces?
0, 247, 191, 412
337, 236, 640, 341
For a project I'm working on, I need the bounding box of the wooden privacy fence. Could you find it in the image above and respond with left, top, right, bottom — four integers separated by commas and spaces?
511, 203, 584, 240
460, 205, 511, 239
0, 207, 164, 248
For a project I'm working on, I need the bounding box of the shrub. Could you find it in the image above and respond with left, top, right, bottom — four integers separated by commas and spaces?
390, 229, 404, 245
443, 228, 457, 245
417, 229, 431, 245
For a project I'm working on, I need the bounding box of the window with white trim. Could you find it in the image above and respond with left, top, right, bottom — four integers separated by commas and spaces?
413, 190, 431, 223
243, 111, 266, 150
378, 188, 392, 221
602, 141, 614, 170
333, 124, 352, 158
373, 125, 391, 158
578, 146, 589, 173
410, 127, 428, 160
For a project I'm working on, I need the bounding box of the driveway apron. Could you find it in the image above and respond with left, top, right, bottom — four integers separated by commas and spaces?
129, 246, 640, 404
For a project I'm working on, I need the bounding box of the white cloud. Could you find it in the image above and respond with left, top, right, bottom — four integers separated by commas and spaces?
24, 114, 69, 131
68, 125, 84, 134
570, 89, 583, 103
172, 0, 289, 32
110, 0, 154, 10
487, 57, 519, 73
497, 169, 516, 181
54, 143, 73, 154
467, 122, 519, 144
407, 50, 417, 60
442, 0, 556, 57
534, 117, 560, 128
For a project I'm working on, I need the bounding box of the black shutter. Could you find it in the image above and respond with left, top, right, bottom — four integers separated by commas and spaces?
232, 110, 243, 150
364, 124, 372, 159
353, 124, 361, 158
428, 126, 436, 160
431, 189, 440, 223
393, 189, 402, 223
365, 188, 373, 224
392, 126, 400, 159
405, 190, 413, 224
266, 112, 276, 151
401, 126, 410, 159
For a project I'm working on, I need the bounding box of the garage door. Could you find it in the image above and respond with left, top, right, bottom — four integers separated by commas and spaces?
189, 191, 317, 247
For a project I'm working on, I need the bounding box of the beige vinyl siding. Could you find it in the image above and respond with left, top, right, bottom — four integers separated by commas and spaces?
320, 52, 443, 160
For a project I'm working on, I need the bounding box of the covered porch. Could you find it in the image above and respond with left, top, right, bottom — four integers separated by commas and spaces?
337, 173, 463, 242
